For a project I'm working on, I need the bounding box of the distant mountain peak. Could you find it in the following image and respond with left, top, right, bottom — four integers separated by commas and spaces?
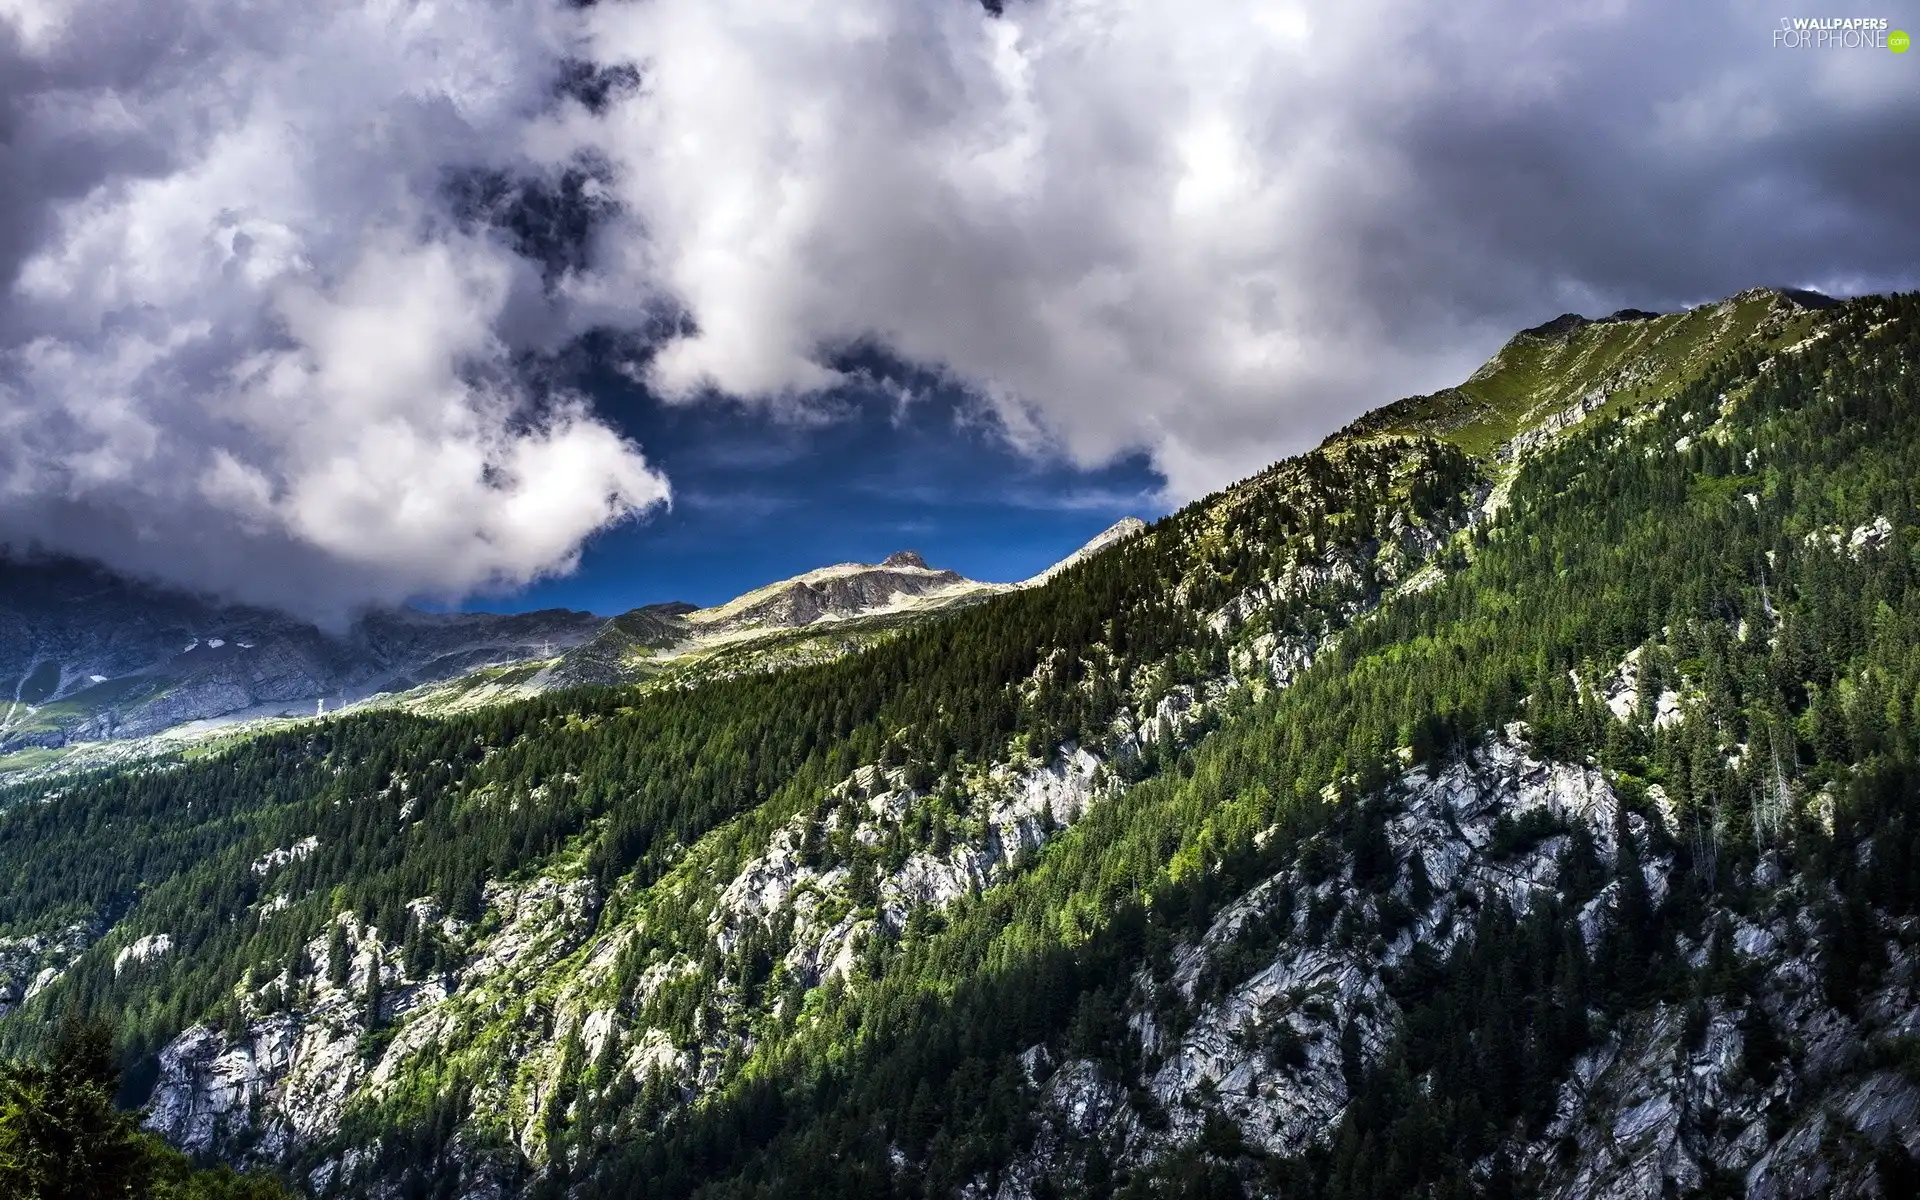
682, 551, 978, 638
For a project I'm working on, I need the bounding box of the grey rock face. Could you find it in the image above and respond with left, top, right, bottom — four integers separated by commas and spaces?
980, 732, 1918, 1198
0, 919, 98, 1017
141, 876, 607, 1182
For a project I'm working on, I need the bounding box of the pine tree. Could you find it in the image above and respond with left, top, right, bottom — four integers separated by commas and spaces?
327, 921, 350, 990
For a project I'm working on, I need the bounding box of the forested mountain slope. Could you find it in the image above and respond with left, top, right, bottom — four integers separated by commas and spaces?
2, 288, 1917, 1199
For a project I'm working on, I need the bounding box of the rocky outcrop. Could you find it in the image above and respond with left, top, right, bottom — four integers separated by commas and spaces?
1516, 922, 1919, 1199
975, 728, 1919, 1198
0, 919, 98, 1017
114, 933, 173, 975
709, 745, 1117, 994
142, 872, 601, 1177
1106, 734, 1625, 1159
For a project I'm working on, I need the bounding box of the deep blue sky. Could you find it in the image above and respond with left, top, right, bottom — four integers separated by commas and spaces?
466, 359, 1168, 615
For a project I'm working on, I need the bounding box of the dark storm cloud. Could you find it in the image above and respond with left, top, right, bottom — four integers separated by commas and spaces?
1369, 8, 1920, 323
1, 0, 1915, 615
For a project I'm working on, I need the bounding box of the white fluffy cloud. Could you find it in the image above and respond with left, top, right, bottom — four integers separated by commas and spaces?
4, 0, 1917, 612
0, 0, 668, 618
565, 0, 1919, 494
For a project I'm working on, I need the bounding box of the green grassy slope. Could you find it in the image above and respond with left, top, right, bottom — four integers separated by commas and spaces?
1340, 287, 1834, 456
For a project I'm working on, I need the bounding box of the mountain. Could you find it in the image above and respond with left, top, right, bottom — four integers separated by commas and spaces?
541, 548, 1000, 691
0, 555, 603, 754
0, 524, 1143, 770
4, 287, 1919, 1199
683, 548, 983, 633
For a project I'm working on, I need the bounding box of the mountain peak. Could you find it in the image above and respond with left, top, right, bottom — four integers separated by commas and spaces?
1517, 307, 1663, 341
1024, 517, 1147, 586
681, 550, 977, 637
1777, 287, 1838, 309
1516, 312, 1591, 339
1084, 516, 1147, 550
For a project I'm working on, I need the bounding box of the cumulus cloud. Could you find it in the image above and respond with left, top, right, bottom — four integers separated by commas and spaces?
565, 0, 1920, 494
0, 0, 668, 620
4, 0, 1917, 613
